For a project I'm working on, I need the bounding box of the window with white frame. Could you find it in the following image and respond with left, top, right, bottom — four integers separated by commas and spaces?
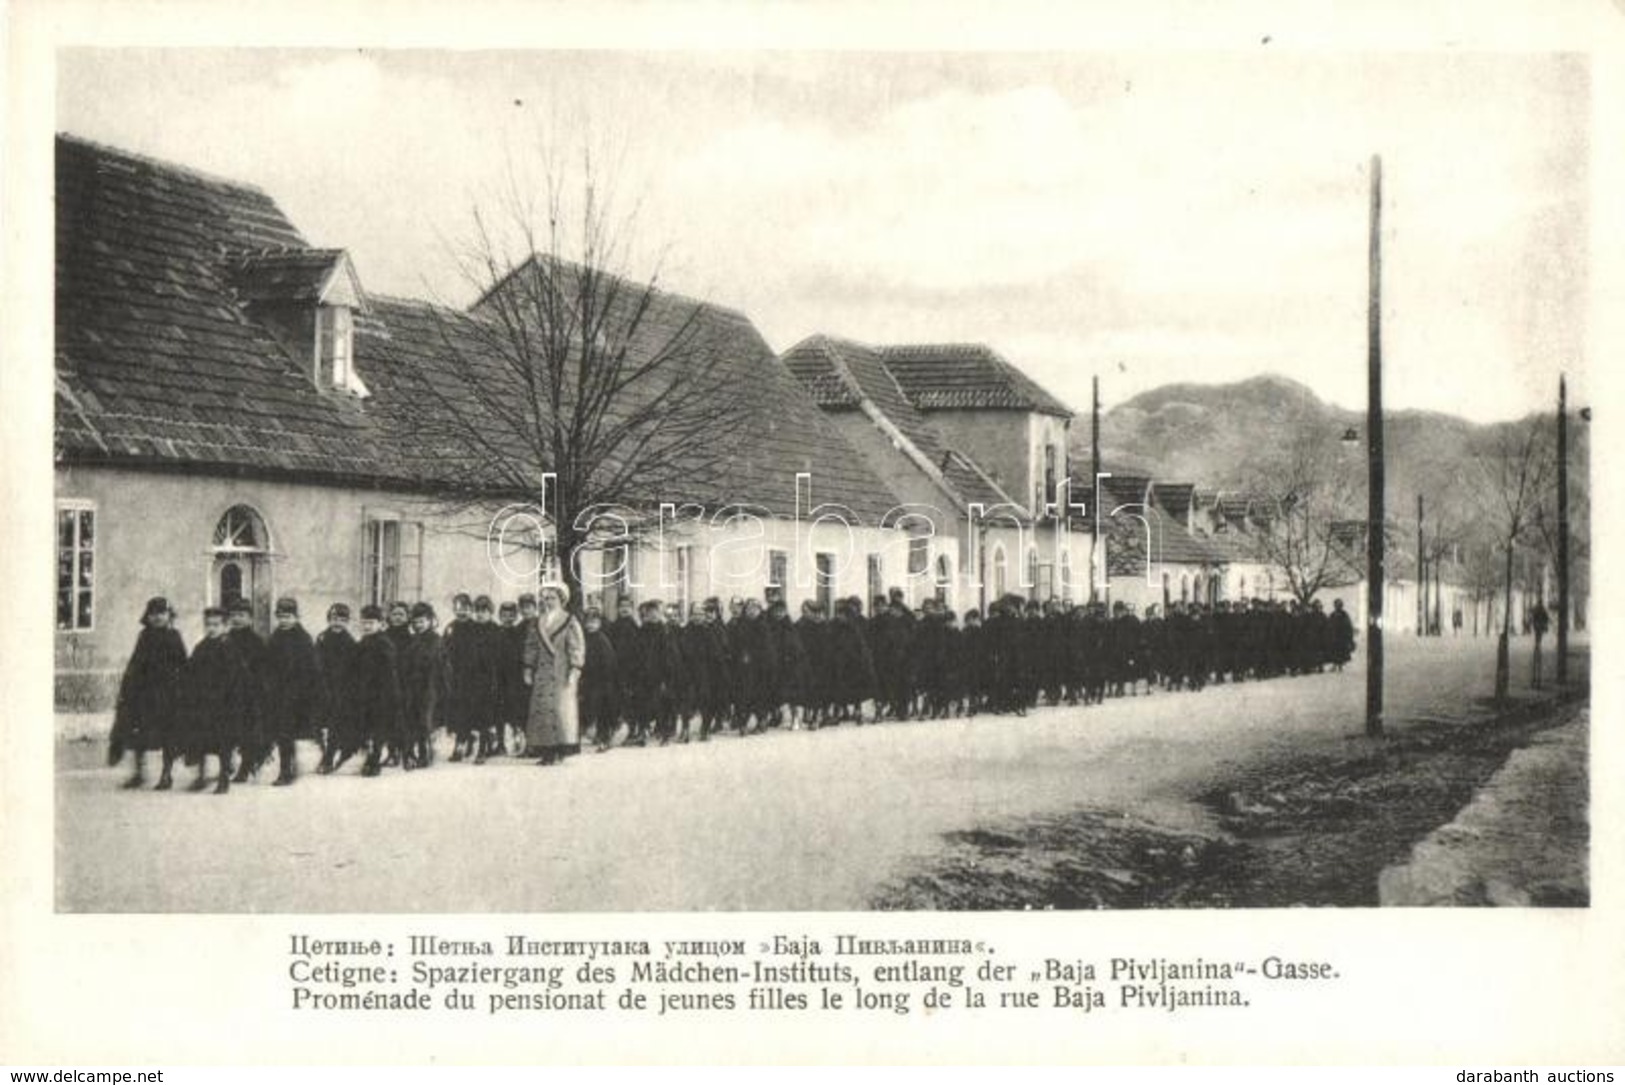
56, 501, 95, 631
907, 535, 929, 578
767, 548, 788, 590
317, 305, 354, 389
364, 514, 423, 606
815, 553, 836, 614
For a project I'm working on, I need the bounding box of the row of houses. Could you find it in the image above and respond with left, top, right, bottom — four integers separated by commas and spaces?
51, 134, 1516, 709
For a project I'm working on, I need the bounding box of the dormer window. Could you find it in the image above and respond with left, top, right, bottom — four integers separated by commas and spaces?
229, 247, 369, 398
317, 303, 354, 390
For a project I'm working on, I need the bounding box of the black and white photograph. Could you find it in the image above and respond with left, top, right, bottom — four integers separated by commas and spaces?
44, 43, 1595, 917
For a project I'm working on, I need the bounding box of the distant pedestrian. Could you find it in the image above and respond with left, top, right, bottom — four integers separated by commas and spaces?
1530, 602, 1551, 689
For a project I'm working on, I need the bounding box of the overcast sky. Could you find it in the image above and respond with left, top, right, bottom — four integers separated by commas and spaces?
57, 48, 1590, 422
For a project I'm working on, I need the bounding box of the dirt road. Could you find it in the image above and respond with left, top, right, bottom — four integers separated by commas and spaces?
55, 635, 1581, 912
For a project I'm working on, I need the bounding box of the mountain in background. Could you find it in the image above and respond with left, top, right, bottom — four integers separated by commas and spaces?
1067, 374, 1560, 511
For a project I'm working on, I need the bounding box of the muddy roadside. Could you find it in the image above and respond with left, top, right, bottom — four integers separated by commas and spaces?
872, 692, 1588, 910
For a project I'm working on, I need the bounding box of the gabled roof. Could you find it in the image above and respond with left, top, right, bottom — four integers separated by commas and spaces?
1150, 482, 1195, 526
53, 135, 904, 521
227, 248, 365, 309
1097, 474, 1152, 512
53, 134, 408, 484
878, 343, 1074, 417
446, 268, 908, 522
782, 335, 1016, 512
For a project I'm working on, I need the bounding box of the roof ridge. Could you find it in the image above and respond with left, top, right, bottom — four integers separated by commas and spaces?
58, 132, 275, 199
472, 254, 753, 324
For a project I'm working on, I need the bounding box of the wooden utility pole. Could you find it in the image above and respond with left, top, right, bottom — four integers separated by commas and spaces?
1416, 493, 1425, 637
1091, 374, 1102, 603
1366, 155, 1386, 737
1557, 373, 1569, 683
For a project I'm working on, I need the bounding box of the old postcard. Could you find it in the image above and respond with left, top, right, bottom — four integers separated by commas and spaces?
3, 0, 1621, 1067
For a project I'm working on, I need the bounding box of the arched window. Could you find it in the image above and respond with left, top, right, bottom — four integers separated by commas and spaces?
210, 504, 272, 624
218, 562, 244, 608
935, 554, 952, 604
1026, 548, 1039, 600
1181, 574, 1190, 603
212, 504, 269, 552
992, 546, 1008, 599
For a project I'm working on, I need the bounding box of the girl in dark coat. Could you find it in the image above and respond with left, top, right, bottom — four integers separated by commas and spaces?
635, 602, 683, 744
223, 599, 269, 781
829, 598, 878, 723
263, 596, 322, 786
794, 602, 831, 728
729, 600, 774, 733
109, 596, 188, 790
770, 601, 810, 729
498, 600, 532, 756
181, 607, 251, 794
399, 602, 447, 770
697, 599, 734, 739
962, 607, 988, 714
580, 608, 620, 751
315, 604, 360, 773
355, 604, 404, 777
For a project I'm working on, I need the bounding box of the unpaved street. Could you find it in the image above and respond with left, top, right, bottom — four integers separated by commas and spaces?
56, 636, 1579, 912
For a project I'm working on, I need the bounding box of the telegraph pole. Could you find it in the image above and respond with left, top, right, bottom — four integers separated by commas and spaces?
1416, 493, 1425, 637
1091, 374, 1102, 603
1366, 155, 1386, 738
1557, 373, 1569, 683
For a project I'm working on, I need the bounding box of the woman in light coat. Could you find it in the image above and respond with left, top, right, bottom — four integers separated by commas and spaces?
523, 583, 586, 765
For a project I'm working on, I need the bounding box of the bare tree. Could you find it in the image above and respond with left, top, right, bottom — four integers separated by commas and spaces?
1243, 430, 1363, 605
1531, 417, 1590, 630
380, 140, 756, 607
1472, 418, 1555, 702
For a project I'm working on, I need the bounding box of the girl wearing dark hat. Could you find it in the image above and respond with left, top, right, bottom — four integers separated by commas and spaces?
399, 601, 446, 770
224, 599, 270, 782
180, 606, 251, 794
315, 603, 360, 773
355, 604, 404, 777
108, 597, 188, 789
262, 596, 321, 786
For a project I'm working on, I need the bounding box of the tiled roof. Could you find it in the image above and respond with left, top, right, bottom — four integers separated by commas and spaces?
227, 248, 349, 305
1097, 474, 1151, 512
462, 263, 908, 522
878, 343, 1074, 417
53, 134, 408, 484
54, 135, 905, 521
1151, 482, 1195, 525
782, 335, 1014, 511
